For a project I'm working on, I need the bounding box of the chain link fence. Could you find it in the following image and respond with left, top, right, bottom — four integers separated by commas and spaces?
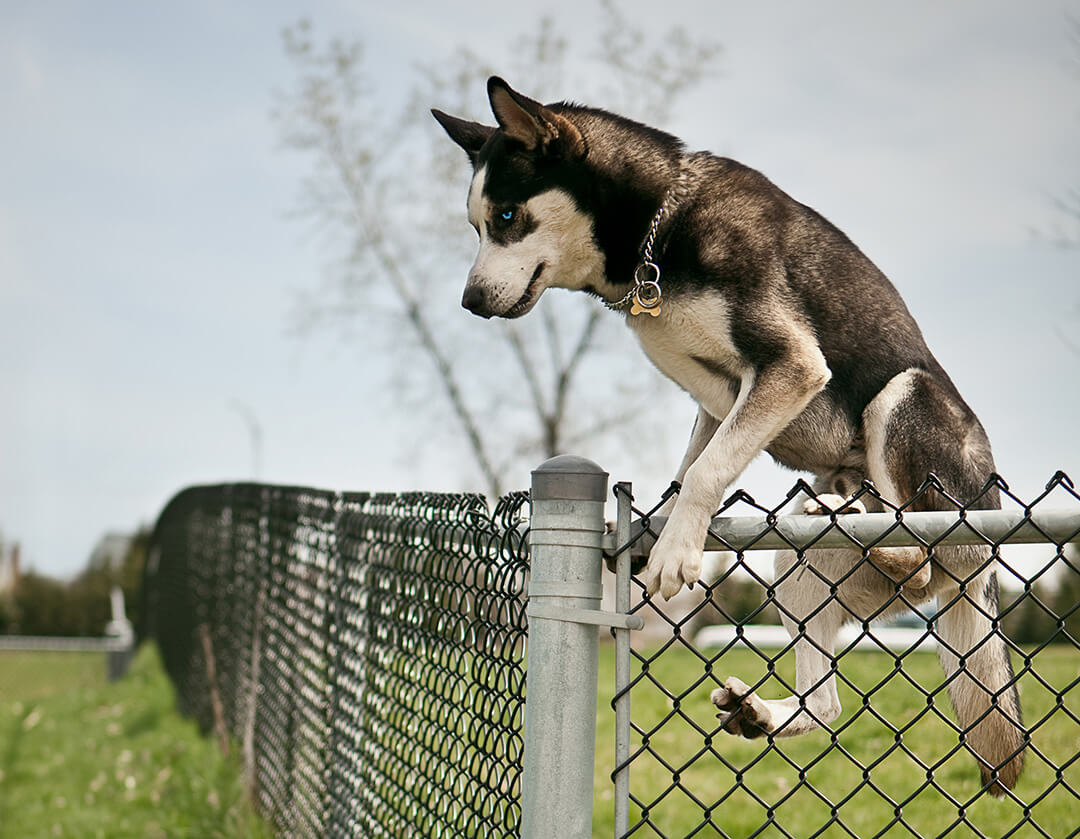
143, 467, 1080, 838
607, 472, 1080, 839
143, 483, 530, 838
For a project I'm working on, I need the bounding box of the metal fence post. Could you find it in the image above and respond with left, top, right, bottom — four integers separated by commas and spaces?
522, 455, 609, 839
105, 586, 135, 681
612, 483, 633, 837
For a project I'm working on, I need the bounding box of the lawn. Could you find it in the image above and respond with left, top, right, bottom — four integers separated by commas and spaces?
593, 642, 1079, 839
0, 645, 272, 839
1, 640, 1075, 839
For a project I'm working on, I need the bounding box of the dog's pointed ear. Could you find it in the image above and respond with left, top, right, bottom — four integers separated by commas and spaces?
431, 109, 495, 164
487, 77, 585, 159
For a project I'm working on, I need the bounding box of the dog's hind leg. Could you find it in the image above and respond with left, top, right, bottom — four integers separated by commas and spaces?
934, 550, 1025, 796
861, 369, 993, 588
712, 549, 845, 738
864, 369, 1024, 792
864, 369, 1000, 512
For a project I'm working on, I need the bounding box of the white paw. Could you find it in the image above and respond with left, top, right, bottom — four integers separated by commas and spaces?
710, 675, 753, 711
641, 519, 705, 599
803, 494, 865, 516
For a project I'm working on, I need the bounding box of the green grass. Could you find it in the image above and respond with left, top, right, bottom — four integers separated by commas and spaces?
2, 640, 1075, 838
594, 643, 1079, 838
0, 646, 272, 839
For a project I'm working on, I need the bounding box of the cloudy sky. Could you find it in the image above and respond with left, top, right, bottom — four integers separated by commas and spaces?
2, 1, 1078, 578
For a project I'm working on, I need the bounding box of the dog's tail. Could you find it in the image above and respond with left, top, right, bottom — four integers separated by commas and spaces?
933, 549, 1025, 796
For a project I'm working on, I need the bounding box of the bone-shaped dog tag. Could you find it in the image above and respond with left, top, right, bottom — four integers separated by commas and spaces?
630, 298, 662, 317
630, 278, 660, 317
630, 274, 663, 317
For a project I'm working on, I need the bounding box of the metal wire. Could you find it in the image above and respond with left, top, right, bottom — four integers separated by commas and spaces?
142, 472, 1080, 839
143, 484, 530, 839
610, 473, 1080, 839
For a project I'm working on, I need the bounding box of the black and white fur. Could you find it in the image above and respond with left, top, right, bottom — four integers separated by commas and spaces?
433, 78, 1025, 794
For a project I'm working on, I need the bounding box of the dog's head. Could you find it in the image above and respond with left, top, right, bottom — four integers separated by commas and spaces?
432, 78, 603, 319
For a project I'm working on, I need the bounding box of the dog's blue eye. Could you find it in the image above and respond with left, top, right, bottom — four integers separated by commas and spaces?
501, 210, 514, 221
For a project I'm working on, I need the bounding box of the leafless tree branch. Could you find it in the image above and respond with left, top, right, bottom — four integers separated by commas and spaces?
274, 7, 721, 494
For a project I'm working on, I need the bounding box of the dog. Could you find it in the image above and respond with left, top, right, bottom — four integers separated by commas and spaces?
433, 77, 1025, 795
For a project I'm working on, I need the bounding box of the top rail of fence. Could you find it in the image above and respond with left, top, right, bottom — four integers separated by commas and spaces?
602, 507, 1080, 554
0, 635, 131, 652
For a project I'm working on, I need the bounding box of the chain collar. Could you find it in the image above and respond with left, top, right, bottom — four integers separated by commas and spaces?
606, 160, 690, 317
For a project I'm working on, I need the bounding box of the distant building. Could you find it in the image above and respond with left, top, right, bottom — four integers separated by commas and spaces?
89, 532, 133, 570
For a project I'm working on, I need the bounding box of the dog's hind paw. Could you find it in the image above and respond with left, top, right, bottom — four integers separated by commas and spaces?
803, 494, 866, 516
869, 546, 932, 589
711, 677, 773, 739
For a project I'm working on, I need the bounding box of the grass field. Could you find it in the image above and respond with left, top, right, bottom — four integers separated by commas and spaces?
0, 646, 271, 839
1, 640, 1075, 838
594, 643, 1080, 838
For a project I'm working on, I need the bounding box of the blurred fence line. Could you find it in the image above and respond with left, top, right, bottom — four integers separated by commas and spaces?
143, 483, 530, 838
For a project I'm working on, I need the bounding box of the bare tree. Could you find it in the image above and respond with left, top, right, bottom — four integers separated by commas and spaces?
1050, 15, 1080, 354
274, 3, 721, 496
1051, 14, 1080, 249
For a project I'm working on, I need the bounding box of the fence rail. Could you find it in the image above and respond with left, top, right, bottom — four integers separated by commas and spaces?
0, 635, 130, 652
2, 586, 136, 680
615, 505, 1080, 553
142, 466, 1080, 839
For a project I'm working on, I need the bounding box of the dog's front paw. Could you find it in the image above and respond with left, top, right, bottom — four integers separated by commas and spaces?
640, 519, 705, 600
711, 676, 773, 739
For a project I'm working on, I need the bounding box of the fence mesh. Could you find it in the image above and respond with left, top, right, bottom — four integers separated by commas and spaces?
143, 483, 530, 838
144, 474, 1080, 838
610, 473, 1080, 839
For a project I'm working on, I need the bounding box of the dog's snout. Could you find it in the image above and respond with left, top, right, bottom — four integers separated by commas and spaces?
461, 285, 490, 318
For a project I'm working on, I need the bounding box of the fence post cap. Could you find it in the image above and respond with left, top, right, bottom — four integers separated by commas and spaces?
531, 455, 608, 502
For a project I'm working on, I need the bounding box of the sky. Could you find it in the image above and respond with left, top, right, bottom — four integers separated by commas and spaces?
1, 0, 1078, 578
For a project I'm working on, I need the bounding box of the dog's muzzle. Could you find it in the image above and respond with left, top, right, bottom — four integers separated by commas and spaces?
462, 263, 545, 319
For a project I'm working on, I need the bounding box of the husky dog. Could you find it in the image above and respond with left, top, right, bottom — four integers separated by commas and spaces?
433, 78, 1024, 794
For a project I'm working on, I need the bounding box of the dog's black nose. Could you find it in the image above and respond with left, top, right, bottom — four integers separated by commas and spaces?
461, 285, 489, 317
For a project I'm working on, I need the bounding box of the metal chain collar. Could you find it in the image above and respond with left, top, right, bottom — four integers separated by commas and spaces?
608, 161, 689, 317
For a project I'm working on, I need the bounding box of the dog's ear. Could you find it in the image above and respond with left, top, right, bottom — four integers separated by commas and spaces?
486, 77, 585, 160
431, 109, 495, 165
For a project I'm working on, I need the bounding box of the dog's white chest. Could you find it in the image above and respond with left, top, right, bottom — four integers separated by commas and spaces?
626, 293, 749, 419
